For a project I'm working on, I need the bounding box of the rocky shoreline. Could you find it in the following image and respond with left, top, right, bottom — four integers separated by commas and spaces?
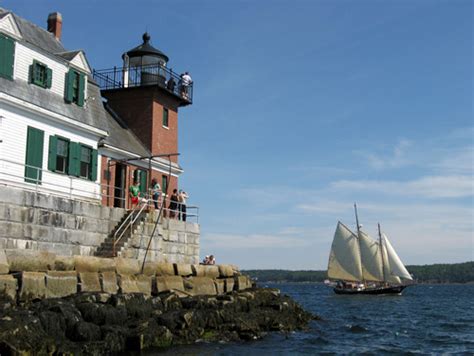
0, 287, 316, 355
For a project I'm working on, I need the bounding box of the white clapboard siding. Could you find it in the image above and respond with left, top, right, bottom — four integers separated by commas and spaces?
0, 103, 102, 200
14, 42, 68, 98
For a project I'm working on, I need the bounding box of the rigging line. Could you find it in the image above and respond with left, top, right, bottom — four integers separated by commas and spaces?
354, 203, 366, 285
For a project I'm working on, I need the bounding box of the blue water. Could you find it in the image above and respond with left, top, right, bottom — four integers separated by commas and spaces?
151, 284, 474, 354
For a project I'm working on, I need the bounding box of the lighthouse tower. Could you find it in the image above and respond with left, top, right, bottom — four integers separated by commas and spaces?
95, 33, 193, 195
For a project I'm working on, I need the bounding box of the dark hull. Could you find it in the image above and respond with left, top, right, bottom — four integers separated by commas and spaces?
334, 285, 407, 295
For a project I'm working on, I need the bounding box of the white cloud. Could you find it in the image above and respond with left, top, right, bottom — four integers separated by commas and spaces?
356, 139, 413, 170
331, 175, 473, 198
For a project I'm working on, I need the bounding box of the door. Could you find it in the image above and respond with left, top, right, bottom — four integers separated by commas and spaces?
114, 163, 125, 208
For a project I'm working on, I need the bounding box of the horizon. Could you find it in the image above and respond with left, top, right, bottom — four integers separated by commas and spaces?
4, 0, 473, 269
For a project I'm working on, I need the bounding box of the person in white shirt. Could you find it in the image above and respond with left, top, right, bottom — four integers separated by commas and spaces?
180, 72, 192, 98
178, 189, 189, 221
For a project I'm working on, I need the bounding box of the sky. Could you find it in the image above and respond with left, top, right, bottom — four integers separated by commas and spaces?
3, 0, 473, 269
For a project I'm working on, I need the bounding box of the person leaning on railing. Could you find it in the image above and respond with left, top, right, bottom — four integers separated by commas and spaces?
151, 178, 161, 209
168, 189, 179, 218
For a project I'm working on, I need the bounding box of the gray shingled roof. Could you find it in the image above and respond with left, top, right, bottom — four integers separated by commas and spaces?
0, 75, 150, 156
55, 50, 81, 61
0, 8, 66, 54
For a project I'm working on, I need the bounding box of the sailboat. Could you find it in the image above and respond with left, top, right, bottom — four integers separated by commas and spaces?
326, 204, 414, 295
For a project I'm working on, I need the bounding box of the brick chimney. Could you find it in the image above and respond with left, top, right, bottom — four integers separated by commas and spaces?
47, 12, 62, 41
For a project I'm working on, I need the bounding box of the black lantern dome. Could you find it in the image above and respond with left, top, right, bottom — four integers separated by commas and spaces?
123, 32, 169, 67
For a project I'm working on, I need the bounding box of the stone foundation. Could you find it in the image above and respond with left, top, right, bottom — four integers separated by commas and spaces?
0, 186, 200, 263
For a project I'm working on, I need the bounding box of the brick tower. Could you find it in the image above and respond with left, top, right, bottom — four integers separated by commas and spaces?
97, 33, 193, 194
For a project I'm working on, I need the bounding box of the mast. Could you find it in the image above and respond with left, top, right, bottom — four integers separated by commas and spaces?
378, 223, 386, 284
354, 203, 365, 284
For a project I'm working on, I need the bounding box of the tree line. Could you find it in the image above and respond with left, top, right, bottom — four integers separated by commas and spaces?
243, 261, 474, 284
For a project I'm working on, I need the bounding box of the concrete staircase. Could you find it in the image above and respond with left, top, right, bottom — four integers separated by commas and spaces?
94, 209, 150, 258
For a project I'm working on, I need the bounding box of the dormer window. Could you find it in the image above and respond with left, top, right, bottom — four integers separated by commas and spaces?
65, 68, 85, 106
30, 60, 52, 89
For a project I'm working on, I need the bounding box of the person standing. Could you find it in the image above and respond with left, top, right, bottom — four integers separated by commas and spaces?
151, 178, 161, 209
129, 180, 140, 208
168, 189, 179, 218
179, 190, 189, 222
180, 71, 192, 98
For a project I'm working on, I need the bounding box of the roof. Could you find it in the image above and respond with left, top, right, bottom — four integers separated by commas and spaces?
124, 32, 169, 63
55, 50, 82, 61
0, 8, 66, 54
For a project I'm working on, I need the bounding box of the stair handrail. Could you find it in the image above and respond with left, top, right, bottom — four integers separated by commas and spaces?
113, 199, 150, 256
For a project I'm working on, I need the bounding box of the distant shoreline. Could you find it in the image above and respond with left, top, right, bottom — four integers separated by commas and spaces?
243, 261, 474, 284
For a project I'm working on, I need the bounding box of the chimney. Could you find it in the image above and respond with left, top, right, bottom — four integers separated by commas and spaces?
47, 12, 62, 41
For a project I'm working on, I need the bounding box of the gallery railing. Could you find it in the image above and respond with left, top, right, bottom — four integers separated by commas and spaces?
93, 64, 193, 104
0, 158, 199, 223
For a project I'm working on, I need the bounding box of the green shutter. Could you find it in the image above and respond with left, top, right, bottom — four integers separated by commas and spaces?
90, 149, 98, 181
48, 135, 58, 171
46, 67, 53, 88
24, 127, 44, 184
28, 64, 33, 83
65, 69, 74, 103
77, 73, 85, 106
68, 142, 81, 176
0, 34, 14, 80
139, 170, 147, 195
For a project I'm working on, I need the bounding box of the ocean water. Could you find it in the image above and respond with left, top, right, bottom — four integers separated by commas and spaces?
150, 284, 474, 355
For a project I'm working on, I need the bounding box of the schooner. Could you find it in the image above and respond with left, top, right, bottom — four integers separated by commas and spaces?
326, 204, 414, 295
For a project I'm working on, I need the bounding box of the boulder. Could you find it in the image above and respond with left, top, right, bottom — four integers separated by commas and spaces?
75, 256, 115, 273
101, 272, 118, 294
156, 276, 184, 293
174, 263, 193, 277
225, 277, 235, 292
54, 255, 75, 271
5, 249, 55, 272
136, 275, 152, 295
79, 272, 101, 292
0, 249, 9, 274
19, 271, 46, 301
214, 279, 225, 295
115, 258, 140, 275
186, 277, 217, 296
118, 274, 140, 294
156, 262, 175, 276
46, 271, 77, 298
218, 264, 234, 278
142, 261, 158, 276
0, 274, 17, 300
191, 264, 205, 277
234, 275, 252, 291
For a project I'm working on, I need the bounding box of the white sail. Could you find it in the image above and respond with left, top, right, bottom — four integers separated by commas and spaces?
358, 231, 384, 282
381, 243, 402, 284
327, 222, 363, 282
382, 233, 413, 281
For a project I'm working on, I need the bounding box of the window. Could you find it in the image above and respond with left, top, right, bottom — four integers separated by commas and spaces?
162, 108, 169, 127
162, 175, 168, 194
55, 138, 69, 174
65, 68, 85, 106
24, 126, 44, 184
30, 60, 52, 89
80, 145, 91, 179
48, 135, 98, 180
0, 33, 15, 80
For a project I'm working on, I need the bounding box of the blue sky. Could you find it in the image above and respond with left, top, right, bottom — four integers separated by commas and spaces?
4, 0, 473, 269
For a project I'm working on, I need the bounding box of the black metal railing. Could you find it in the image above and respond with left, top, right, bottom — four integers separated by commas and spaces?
93, 64, 193, 104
